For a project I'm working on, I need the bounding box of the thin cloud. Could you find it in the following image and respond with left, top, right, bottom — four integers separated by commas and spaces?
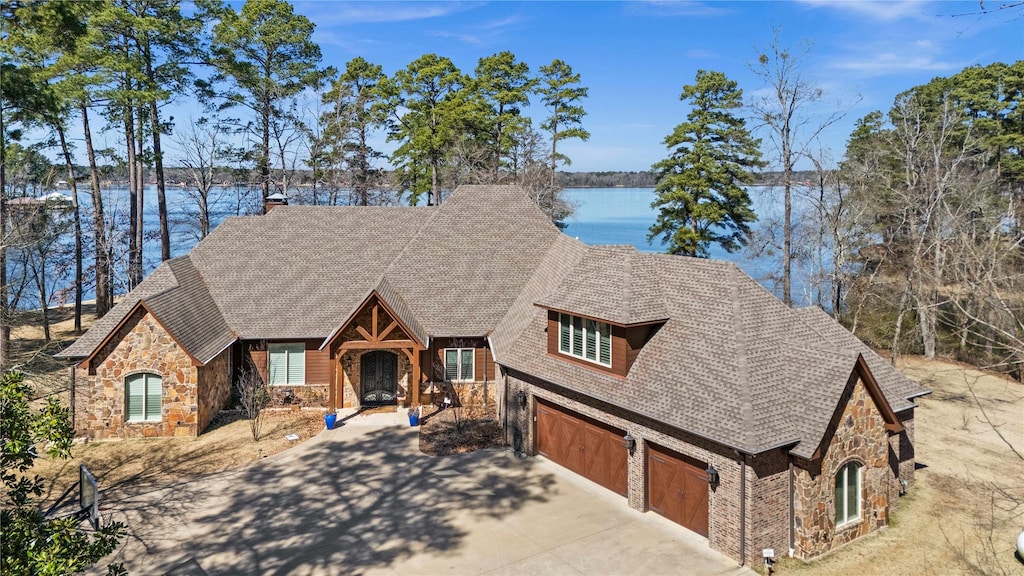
832, 52, 964, 75
626, 1, 733, 17
431, 30, 483, 45
798, 0, 932, 22
297, 1, 478, 25
482, 15, 527, 30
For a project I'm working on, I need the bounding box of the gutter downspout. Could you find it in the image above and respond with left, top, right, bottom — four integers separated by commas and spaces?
739, 453, 747, 566
789, 459, 795, 555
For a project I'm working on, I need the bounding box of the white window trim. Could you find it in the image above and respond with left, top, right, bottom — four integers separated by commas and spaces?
558, 313, 612, 368
125, 372, 162, 423
268, 342, 306, 386
835, 461, 862, 528
444, 348, 475, 382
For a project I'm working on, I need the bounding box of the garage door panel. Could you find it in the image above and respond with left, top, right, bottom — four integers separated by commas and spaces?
647, 444, 709, 537
536, 400, 627, 497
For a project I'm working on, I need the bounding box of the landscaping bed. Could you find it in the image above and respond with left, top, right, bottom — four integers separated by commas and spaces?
417, 404, 504, 456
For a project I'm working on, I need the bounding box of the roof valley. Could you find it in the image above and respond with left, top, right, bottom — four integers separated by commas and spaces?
731, 280, 755, 451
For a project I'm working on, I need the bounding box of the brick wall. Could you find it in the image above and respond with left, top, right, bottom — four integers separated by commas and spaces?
792, 376, 891, 559
76, 309, 198, 438
505, 369, 750, 564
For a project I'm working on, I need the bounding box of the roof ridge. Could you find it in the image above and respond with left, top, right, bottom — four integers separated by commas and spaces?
731, 275, 755, 451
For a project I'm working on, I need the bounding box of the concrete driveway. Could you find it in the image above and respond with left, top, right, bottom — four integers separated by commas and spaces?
98, 414, 755, 575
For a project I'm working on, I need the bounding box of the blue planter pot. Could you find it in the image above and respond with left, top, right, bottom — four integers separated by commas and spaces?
325, 413, 337, 430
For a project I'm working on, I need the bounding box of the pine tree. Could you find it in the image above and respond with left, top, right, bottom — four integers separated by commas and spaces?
649, 70, 764, 258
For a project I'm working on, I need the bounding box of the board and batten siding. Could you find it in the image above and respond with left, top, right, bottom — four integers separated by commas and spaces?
544, 310, 660, 378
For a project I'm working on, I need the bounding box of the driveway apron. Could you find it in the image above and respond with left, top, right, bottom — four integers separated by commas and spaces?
96, 417, 754, 576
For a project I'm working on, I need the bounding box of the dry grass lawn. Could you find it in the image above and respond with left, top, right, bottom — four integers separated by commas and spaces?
15, 306, 1024, 575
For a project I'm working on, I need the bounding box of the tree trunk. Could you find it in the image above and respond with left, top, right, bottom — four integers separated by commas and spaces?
0, 105, 8, 370
57, 126, 84, 333
135, 105, 146, 286
125, 96, 139, 289
261, 100, 271, 207
145, 42, 170, 262
81, 103, 110, 317
891, 284, 911, 366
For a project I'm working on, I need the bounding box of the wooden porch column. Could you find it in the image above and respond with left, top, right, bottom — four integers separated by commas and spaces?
328, 352, 337, 411
411, 349, 421, 407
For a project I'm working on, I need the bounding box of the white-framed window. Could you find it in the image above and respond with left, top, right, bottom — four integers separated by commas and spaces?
268, 342, 305, 386
834, 461, 862, 527
444, 348, 475, 382
126, 373, 162, 422
558, 313, 612, 367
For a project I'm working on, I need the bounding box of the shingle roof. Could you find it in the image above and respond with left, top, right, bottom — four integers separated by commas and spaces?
56, 257, 233, 364
501, 248, 929, 457
144, 258, 235, 364
57, 261, 179, 359
535, 245, 669, 325
60, 185, 928, 459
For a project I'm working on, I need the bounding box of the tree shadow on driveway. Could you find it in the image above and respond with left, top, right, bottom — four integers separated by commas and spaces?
100, 427, 557, 575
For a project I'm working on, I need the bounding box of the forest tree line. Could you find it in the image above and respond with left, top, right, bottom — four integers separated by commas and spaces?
1, 0, 1022, 380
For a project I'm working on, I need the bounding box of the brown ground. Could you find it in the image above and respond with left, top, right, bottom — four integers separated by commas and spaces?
16, 308, 1024, 574
777, 356, 1024, 576
417, 404, 503, 456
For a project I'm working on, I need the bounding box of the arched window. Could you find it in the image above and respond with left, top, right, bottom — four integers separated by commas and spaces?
834, 461, 862, 526
125, 373, 162, 422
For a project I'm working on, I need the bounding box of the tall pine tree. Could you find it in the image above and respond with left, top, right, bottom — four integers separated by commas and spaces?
649, 70, 763, 258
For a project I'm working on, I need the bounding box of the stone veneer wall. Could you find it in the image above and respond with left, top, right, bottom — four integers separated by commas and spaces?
792, 377, 891, 559
340, 349, 412, 408
418, 380, 495, 408
77, 309, 198, 438
197, 347, 233, 432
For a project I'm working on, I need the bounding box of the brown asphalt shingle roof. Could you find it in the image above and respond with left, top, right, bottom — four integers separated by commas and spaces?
502, 247, 929, 457
60, 185, 928, 457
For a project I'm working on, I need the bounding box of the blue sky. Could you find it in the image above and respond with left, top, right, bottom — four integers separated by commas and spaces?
273, 0, 1022, 172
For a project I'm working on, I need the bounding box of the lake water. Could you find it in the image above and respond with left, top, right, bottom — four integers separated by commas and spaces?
561, 187, 798, 300
29, 185, 814, 308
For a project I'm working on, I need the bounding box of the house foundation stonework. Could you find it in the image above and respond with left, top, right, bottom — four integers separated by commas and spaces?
58, 185, 929, 567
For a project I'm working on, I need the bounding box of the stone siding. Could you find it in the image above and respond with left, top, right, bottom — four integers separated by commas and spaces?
197, 346, 233, 432
792, 376, 891, 559
77, 309, 198, 438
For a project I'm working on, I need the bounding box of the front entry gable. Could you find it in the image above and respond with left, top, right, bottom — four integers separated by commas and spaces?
326, 292, 425, 354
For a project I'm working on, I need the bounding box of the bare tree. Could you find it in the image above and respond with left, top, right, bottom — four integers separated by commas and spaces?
748, 28, 849, 306
237, 358, 269, 442
173, 117, 231, 241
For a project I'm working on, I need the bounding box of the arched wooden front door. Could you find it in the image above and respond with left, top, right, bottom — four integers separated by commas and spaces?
361, 350, 398, 406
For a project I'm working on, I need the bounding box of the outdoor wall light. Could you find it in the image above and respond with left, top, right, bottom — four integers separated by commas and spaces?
706, 464, 720, 489
516, 390, 527, 408
624, 432, 636, 455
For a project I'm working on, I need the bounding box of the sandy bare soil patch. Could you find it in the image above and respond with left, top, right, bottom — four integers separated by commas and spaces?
777, 356, 1024, 576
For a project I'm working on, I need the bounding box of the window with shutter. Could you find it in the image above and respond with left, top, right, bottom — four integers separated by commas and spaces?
557, 314, 613, 368
834, 461, 862, 527
268, 343, 305, 385
443, 348, 475, 382
559, 313, 571, 353
126, 373, 162, 422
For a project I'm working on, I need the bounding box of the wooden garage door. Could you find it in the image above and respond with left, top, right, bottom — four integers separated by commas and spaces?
647, 444, 709, 537
536, 400, 628, 497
